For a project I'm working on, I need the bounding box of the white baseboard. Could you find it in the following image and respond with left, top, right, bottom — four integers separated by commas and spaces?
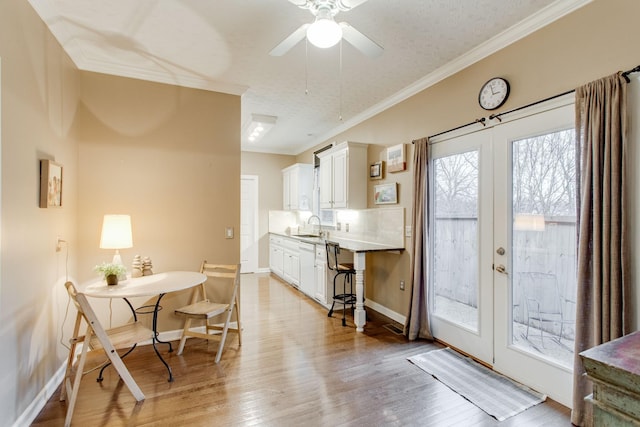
365, 299, 406, 325
14, 363, 66, 427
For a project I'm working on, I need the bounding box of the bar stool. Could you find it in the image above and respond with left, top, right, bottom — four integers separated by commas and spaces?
325, 241, 356, 326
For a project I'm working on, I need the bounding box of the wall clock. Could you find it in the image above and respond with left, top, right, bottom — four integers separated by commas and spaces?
478, 77, 510, 110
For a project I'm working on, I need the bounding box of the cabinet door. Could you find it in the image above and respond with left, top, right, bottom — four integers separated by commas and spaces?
319, 156, 333, 209
282, 170, 291, 210
289, 169, 300, 210
331, 149, 348, 208
271, 245, 284, 277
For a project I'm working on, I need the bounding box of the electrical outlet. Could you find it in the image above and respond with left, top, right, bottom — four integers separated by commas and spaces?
225, 227, 234, 239
405, 226, 412, 238
400, 280, 405, 291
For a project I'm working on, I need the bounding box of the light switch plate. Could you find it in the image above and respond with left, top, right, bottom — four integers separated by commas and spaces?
405, 226, 412, 237
225, 227, 234, 239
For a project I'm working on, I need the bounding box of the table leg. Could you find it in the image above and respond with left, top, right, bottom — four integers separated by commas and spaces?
353, 252, 366, 332
152, 293, 174, 382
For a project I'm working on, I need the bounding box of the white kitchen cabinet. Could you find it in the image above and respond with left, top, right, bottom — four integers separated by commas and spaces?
269, 235, 284, 278
314, 244, 328, 306
270, 234, 300, 287
283, 248, 299, 286
317, 142, 368, 209
282, 163, 313, 211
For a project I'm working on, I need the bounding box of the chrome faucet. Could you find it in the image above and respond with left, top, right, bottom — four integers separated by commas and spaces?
307, 215, 322, 236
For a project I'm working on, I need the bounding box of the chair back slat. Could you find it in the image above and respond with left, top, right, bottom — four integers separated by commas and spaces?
325, 241, 341, 271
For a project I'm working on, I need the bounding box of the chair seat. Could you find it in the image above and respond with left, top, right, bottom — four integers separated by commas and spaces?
337, 263, 355, 272
175, 300, 229, 319
84, 322, 153, 350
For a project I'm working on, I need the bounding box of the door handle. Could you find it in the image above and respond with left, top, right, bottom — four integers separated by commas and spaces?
496, 247, 505, 255
495, 264, 507, 274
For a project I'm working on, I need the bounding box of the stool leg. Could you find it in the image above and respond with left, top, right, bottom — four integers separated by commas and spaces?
328, 273, 338, 318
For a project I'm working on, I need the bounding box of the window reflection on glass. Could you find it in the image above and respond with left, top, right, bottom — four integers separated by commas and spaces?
432, 150, 479, 330
511, 129, 577, 369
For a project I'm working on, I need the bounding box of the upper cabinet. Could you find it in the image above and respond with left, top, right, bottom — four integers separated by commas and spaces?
282, 163, 313, 211
318, 142, 368, 209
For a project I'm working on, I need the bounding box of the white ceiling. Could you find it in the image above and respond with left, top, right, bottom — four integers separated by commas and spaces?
29, 0, 588, 155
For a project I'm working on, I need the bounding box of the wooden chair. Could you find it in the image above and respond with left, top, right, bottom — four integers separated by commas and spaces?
60, 281, 153, 427
175, 262, 242, 363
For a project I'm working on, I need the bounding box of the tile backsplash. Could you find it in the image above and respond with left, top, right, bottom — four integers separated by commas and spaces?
269, 207, 404, 248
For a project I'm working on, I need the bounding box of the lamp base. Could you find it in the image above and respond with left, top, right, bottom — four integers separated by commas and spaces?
112, 249, 128, 281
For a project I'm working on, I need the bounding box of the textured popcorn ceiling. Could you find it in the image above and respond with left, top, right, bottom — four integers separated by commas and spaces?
29, 0, 586, 155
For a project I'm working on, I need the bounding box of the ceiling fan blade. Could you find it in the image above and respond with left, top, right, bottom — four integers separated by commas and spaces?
339, 22, 383, 58
336, 0, 370, 11
269, 23, 310, 56
287, 0, 310, 7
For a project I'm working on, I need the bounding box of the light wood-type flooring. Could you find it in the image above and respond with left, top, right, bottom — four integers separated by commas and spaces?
32, 273, 571, 426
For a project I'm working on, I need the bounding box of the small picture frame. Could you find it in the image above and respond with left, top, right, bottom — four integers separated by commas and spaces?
374, 182, 398, 205
387, 143, 406, 173
370, 161, 383, 180
40, 160, 63, 208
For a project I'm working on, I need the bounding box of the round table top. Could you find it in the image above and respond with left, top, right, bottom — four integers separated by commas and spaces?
81, 271, 206, 298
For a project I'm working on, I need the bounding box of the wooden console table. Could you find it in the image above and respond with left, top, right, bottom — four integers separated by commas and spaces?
580, 331, 640, 426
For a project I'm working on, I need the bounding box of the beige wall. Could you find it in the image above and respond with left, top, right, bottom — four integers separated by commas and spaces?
241, 152, 296, 270
76, 72, 241, 331
0, 2, 240, 425
0, 0, 81, 424
297, 0, 640, 317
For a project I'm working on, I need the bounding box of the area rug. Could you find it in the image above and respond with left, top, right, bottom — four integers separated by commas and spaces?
408, 347, 546, 421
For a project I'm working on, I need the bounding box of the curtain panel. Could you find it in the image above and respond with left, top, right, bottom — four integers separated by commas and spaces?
571, 72, 630, 426
404, 137, 433, 340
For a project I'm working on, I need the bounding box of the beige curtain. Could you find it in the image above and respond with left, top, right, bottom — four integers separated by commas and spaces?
404, 137, 433, 340
571, 72, 630, 426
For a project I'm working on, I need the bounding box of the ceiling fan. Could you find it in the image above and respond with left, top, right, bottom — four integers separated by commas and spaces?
270, 0, 383, 58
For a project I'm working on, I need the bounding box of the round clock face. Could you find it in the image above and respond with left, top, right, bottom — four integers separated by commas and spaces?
478, 77, 510, 110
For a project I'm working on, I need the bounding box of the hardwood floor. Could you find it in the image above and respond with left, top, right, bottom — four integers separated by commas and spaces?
33, 273, 572, 426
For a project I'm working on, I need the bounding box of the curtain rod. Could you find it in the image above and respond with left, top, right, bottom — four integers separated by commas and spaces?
413, 64, 640, 144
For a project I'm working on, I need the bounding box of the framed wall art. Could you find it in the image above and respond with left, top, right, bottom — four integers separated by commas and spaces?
370, 161, 383, 180
40, 160, 63, 208
374, 182, 398, 205
386, 143, 406, 173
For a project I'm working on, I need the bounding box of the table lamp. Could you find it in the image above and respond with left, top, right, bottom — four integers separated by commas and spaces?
99, 214, 133, 280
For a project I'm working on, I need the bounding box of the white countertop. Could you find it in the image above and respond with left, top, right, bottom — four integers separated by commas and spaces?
271, 232, 404, 253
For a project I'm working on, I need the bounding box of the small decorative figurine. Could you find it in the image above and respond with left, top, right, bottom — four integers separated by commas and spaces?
142, 256, 153, 276
131, 254, 143, 278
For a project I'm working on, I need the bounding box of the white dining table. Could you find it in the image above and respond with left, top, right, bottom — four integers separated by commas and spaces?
82, 271, 206, 382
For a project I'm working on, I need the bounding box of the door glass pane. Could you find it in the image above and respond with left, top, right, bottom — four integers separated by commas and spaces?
432, 150, 479, 330
511, 129, 576, 369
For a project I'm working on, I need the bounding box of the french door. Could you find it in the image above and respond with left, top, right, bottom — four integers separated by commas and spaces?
429, 98, 576, 407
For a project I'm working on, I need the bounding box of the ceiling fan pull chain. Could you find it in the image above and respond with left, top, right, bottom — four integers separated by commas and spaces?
305, 38, 309, 95
339, 39, 343, 121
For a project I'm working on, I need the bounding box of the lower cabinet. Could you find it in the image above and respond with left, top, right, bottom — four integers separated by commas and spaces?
269, 236, 284, 277
269, 234, 330, 308
314, 244, 328, 306
283, 248, 299, 286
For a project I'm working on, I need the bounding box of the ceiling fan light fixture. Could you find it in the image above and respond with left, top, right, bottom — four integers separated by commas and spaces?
307, 16, 342, 48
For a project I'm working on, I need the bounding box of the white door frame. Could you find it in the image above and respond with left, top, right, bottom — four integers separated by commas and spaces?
240, 175, 259, 273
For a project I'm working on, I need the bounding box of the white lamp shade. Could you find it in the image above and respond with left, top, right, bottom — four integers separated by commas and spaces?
307, 17, 342, 48
100, 215, 133, 249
